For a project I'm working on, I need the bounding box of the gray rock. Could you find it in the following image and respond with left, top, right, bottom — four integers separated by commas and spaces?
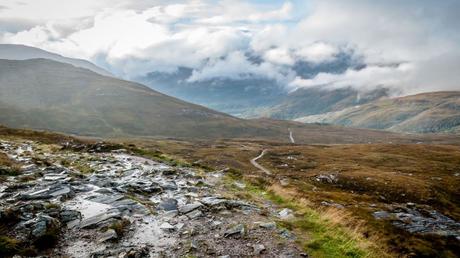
159, 198, 178, 211
253, 244, 266, 254
98, 229, 117, 243
80, 210, 121, 229
224, 224, 245, 238
179, 202, 203, 214
278, 208, 294, 220
186, 209, 203, 219
373, 211, 391, 219
279, 228, 296, 240
160, 182, 178, 190
316, 174, 338, 184
21, 184, 74, 200
160, 222, 175, 231
259, 222, 276, 230
60, 209, 81, 223
31, 214, 61, 238
88, 194, 124, 205
122, 181, 162, 194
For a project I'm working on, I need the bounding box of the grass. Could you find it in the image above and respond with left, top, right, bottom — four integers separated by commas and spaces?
0, 236, 19, 257
108, 219, 130, 238
221, 170, 387, 258
0, 153, 22, 178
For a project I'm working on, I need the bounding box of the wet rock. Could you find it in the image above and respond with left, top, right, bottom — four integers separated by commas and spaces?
80, 210, 121, 229
159, 198, 178, 211
279, 228, 296, 240
190, 240, 199, 250
316, 174, 338, 184
278, 208, 294, 220
224, 224, 245, 238
20, 184, 74, 200
160, 222, 175, 231
280, 179, 289, 187
29, 214, 61, 238
253, 244, 266, 254
186, 209, 203, 219
87, 194, 124, 205
373, 211, 391, 219
122, 181, 162, 194
259, 222, 276, 230
98, 229, 117, 243
321, 201, 345, 209
160, 182, 178, 190
200, 196, 255, 211
200, 196, 226, 206
60, 209, 81, 223
179, 202, 203, 214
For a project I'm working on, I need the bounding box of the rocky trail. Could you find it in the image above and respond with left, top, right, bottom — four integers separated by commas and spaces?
0, 140, 304, 257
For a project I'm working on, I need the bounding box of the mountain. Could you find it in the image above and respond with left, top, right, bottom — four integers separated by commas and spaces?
296, 91, 460, 133
250, 86, 389, 119
135, 54, 364, 118
138, 67, 283, 117
0, 44, 112, 77
0, 58, 282, 139
2, 58, 451, 144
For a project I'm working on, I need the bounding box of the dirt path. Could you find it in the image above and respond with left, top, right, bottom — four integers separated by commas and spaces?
250, 149, 272, 175
288, 128, 295, 143
0, 140, 303, 257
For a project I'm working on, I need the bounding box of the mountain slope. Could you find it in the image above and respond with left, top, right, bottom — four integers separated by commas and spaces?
252, 87, 389, 119
0, 44, 112, 77
296, 92, 460, 133
0, 58, 284, 139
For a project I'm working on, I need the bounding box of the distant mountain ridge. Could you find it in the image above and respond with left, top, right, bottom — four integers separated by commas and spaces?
0, 44, 112, 77
296, 91, 460, 133
0, 58, 264, 139
2, 58, 447, 144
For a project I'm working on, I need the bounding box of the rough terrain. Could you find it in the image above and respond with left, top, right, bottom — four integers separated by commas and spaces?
0, 138, 304, 257
128, 138, 460, 257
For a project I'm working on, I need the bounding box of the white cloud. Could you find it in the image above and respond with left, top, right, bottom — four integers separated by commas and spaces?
263, 47, 294, 66
296, 42, 339, 64
289, 64, 413, 92
1, 0, 459, 95
187, 51, 293, 82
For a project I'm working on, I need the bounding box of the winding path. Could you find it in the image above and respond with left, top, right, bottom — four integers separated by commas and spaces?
250, 149, 272, 175
288, 128, 295, 143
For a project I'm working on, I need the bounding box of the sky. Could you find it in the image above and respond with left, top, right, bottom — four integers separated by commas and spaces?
0, 0, 459, 95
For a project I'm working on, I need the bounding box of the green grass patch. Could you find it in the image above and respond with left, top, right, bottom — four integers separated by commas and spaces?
225, 176, 382, 258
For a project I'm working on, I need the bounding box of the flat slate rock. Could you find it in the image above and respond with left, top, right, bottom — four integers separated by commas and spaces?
178, 202, 203, 214
80, 210, 121, 229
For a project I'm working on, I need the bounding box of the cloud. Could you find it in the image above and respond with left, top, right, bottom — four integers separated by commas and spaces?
296, 42, 339, 64
289, 64, 413, 92
187, 51, 294, 82
263, 47, 295, 66
1, 0, 459, 95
